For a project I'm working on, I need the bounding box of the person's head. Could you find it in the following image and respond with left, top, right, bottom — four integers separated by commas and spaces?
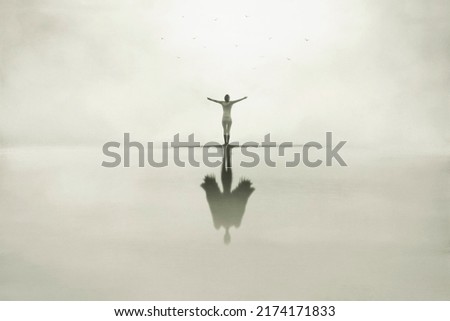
224, 228, 231, 245
224, 94, 230, 102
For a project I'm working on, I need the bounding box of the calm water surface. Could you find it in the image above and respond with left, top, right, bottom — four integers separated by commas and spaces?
0, 147, 448, 299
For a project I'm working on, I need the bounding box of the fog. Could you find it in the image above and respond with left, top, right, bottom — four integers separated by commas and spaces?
1, 1, 449, 300
1, 0, 449, 152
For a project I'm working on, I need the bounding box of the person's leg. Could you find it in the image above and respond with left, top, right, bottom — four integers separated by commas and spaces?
222, 120, 227, 145
226, 120, 232, 144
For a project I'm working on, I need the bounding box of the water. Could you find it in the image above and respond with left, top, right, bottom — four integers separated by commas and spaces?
0, 147, 448, 299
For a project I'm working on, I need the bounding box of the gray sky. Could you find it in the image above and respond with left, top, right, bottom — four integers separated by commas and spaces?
1, 0, 449, 151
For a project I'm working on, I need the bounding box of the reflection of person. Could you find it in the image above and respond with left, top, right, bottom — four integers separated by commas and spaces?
201, 146, 255, 244
207, 94, 247, 145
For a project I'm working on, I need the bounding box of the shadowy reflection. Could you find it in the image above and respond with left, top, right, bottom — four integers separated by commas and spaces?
201, 145, 255, 245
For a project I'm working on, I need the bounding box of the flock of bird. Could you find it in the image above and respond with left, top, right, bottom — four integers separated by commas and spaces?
158, 15, 311, 63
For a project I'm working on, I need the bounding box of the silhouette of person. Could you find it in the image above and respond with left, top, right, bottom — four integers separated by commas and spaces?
207, 94, 247, 145
201, 146, 255, 244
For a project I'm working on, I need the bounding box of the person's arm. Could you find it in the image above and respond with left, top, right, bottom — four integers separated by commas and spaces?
207, 97, 222, 104
231, 96, 247, 104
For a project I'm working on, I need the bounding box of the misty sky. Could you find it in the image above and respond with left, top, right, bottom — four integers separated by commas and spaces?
1, 0, 449, 151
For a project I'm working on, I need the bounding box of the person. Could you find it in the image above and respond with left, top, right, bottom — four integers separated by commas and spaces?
207, 94, 247, 145
201, 146, 255, 244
